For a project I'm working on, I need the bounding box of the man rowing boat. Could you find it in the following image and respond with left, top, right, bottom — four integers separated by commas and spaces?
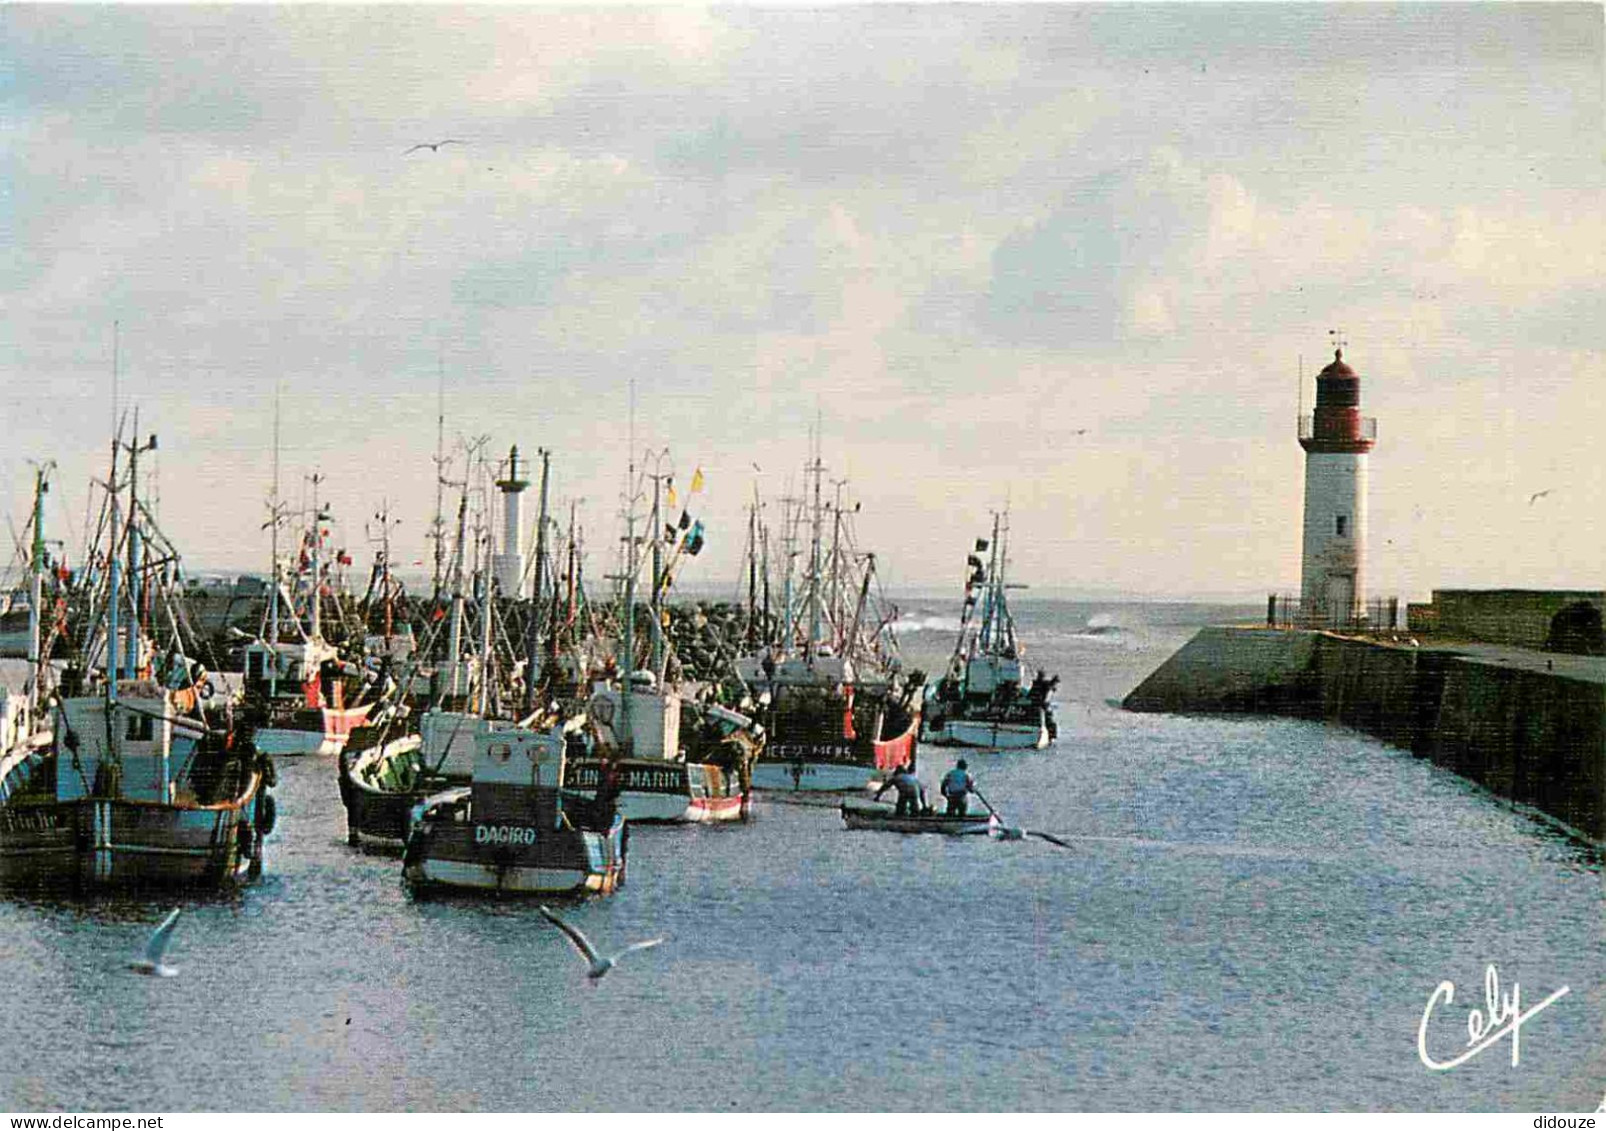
939, 759, 977, 817
874, 763, 928, 817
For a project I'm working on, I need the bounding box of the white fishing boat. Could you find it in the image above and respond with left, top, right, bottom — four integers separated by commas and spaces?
563, 447, 760, 822
920, 511, 1059, 750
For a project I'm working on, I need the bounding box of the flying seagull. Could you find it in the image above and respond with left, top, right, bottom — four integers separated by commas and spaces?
989, 823, 1074, 850
1528, 489, 1555, 505
128, 908, 182, 977
405, 139, 466, 154
539, 905, 663, 981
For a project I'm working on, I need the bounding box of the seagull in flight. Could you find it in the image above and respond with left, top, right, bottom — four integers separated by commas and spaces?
989, 823, 1074, 850
1528, 488, 1555, 505
539, 905, 663, 982
128, 908, 182, 977
405, 139, 466, 154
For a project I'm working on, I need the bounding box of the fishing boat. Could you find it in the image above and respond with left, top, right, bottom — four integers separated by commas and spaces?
0, 441, 274, 890
340, 446, 564, 850
560, 448, 760, 822
839, 800, 998, 836
737, 452, 923, 792
400, 721, 626, 897
241, 474, 373, 756
920, 511, 1059, 750
565, 678, 756, 823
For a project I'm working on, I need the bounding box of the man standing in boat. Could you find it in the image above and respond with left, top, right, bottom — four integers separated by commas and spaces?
874, 762, 928, 817
939, 759, 977, 817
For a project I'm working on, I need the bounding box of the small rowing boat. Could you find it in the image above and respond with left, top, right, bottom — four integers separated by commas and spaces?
839, 801, 997, 836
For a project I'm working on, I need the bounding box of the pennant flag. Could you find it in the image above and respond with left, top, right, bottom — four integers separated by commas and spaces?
666, 482, 678, 509
665, 524, 678, 544
975, 538, 989, 552
678, 509, 691, 531
685, 519, 706, 556
690, 467, 705, 493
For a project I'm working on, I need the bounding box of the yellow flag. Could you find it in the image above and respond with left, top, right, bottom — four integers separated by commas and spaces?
666, 483, 678, 508
690, 467, 705, 493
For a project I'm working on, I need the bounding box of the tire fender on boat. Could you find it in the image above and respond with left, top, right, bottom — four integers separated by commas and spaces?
255, 792, 278, 837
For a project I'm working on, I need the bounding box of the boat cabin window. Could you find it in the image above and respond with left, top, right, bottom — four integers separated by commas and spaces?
1336, 515, 1349, 537
125, 713, 154, 741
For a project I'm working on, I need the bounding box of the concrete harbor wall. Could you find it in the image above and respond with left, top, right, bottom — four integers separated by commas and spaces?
1124, 627, 1606, 843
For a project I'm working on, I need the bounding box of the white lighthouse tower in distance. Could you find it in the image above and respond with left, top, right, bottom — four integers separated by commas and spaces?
1298, 347, 1377, 626
493, 445, 530, 599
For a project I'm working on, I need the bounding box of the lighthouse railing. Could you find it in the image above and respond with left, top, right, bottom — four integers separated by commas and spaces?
1266, 594, 1404, 632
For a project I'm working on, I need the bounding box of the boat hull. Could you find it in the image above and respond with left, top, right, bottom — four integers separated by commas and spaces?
753, 711, 921, 793
253, 705, 372, 757
565, 759, 749, 824
337, 734, 435, 851
839, 803, 997, 836
402, 811, 626, 897
0, 779, 266, 890
922, 712, 1050, 750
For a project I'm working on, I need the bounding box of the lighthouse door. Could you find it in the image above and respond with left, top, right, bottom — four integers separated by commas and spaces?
1325, 575, 1356, 628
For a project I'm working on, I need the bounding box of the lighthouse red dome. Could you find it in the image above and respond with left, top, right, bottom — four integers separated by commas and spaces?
1319, 348, 1356, 379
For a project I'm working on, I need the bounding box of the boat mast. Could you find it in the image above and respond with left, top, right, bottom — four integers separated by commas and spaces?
267, 379, 282, 696
477, 477, 495, 718
618, 379, 636, 754
745, 488, 758, 648
308, 473, 325, 643
445, 474, 469, 701
806, 444, 824, 662
759, 510, 771, 648
105, 426, 122, 701
523, 447, 551, 715
124, 408, 141, 678
25, 462, 52, 714
979, 510, 1002, 653
648, 461, 664, 681
998, 508, 1017, 654
828, 479, 846, 652
431, 349, 446, 603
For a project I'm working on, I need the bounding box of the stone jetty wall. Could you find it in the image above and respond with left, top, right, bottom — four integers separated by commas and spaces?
1124, 627, 1606, 843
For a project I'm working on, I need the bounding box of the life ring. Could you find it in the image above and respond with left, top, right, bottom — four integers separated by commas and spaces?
255, 792, 278, 837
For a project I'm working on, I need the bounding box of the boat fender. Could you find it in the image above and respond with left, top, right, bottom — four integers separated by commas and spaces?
260, 757, 278, 788
255, 792, 278, 836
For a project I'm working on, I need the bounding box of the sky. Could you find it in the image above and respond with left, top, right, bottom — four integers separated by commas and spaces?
1, 3, 1601, 602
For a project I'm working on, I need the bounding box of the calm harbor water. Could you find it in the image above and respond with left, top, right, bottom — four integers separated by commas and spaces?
2, 600, 1602, 1112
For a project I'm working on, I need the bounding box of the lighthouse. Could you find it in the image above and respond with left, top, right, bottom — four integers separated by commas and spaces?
1298, 348, 1377, 626
493, 445, 530, 599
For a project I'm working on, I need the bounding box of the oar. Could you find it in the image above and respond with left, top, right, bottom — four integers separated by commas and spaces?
974, 785, 1071, 849
972, 786, 1024, 840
